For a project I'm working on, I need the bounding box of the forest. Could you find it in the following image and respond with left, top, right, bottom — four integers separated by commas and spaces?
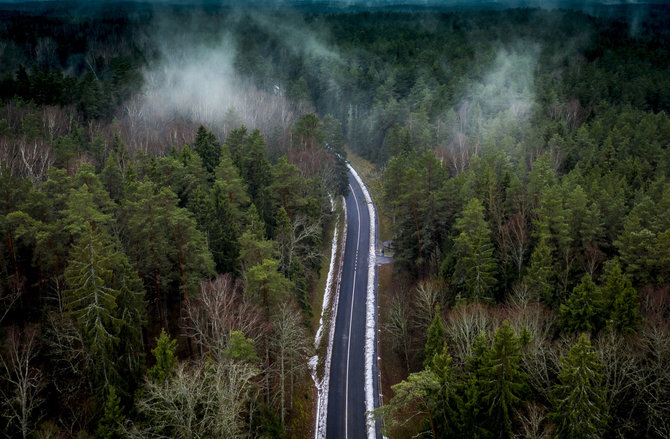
1, 2, 669, 438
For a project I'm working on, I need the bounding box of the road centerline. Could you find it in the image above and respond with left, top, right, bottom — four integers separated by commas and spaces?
344, 183, 362, 439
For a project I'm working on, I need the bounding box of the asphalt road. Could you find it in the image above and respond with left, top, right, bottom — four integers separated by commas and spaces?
326, 171, 382, 439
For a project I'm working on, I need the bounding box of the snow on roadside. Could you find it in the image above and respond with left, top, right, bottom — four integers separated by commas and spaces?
311, 195, 348, 439
347, 164, 378, 439
314, 196, 339, 350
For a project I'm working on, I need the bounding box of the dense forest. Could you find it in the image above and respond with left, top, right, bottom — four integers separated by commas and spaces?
1, 2, 669, 439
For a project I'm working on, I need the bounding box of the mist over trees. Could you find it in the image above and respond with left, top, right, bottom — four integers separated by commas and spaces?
1, 2, 669, 438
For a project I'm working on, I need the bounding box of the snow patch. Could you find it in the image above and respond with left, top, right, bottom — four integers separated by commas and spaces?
347, 164, 379, 439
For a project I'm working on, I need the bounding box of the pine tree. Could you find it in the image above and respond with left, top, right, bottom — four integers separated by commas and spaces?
148, 329, 177, 383
550, 334, 608, 439
246, 259, 293, 317
459, 332, 491, 439
224, 331, 258, 363
113, 254, 147, 390
424, 306, 446, 367
96, 386, 124, 439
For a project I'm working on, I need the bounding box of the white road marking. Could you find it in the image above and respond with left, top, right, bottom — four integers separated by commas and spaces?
344, 183, 362, 439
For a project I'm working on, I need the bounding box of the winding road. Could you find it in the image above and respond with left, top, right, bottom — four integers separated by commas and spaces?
326, 169, 382, 439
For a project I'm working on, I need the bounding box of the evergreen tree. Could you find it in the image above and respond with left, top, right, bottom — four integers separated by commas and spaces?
600, 259, 641, 333
424, 306, 446, 367
96, 386, 124, 439
429, 346, 462, 437
560, 274, 604, 333
610, 283, 641, 334
205, 181, 240, 275
459, 332, 492, 439
224, 331, 258, 363
550, 334, 608, 439
453, 198, 498, 301
148, 329, 177, 383
64, 223, 121, 388
194, 125, 221, 175
479, 322, 527, 438
246, 259, 293, 317
214, 147, 250, 219
523, 236, 557, 303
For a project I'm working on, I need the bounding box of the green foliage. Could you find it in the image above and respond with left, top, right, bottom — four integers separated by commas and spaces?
194, 125, 221, 175
479, 322, 527, 437
523, 237, 557, 303
224, 331, 259, 363
246, 258, 293, 316
206, 181, 241, 275
64, 224, 121, 388
96, 387, 124, 439
148, 329, 177, 383
293, 113, 324, 150
550, 334, 609, 439
560, 275, 604, 334
424, 306, 446, 367
453, 198, 498, 301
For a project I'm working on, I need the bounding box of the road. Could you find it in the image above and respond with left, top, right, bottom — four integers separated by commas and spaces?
326, 170, 382, 439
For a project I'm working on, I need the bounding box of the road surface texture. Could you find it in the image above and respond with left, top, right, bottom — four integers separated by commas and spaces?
326, 170, 382, 439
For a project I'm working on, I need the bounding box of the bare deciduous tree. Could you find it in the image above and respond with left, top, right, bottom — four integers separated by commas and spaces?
17, 137, 54, 182
513, 403, 554, 439
502, 212, 529, 278
638, 317, 670, 438
444, 302, 492, 366
43, 312, 95, 435
385, 293, 412, 372
129, 360, 258, 439
1, 326, 45, 439
270, 302, 312, 425
278, 214, 323, 274
183, 275, 265, 361
595, 330, 645, 438
411, 279, 442, 336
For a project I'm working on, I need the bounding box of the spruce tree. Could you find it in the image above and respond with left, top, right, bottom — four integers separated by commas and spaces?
523, 236, 557, 303
148, 329, 177, 383
194, 125, 221, 175
453, 198, 497, 301
600, 260, 641, 333
610, 283, 641, 334
206, 181, 240, 275
550, 334, 608, 439
96, 386, 124, 439
424, 306, 446, 367
560, 274, 604, 333
64, 223, 121, 388
479, 322, 527, 438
